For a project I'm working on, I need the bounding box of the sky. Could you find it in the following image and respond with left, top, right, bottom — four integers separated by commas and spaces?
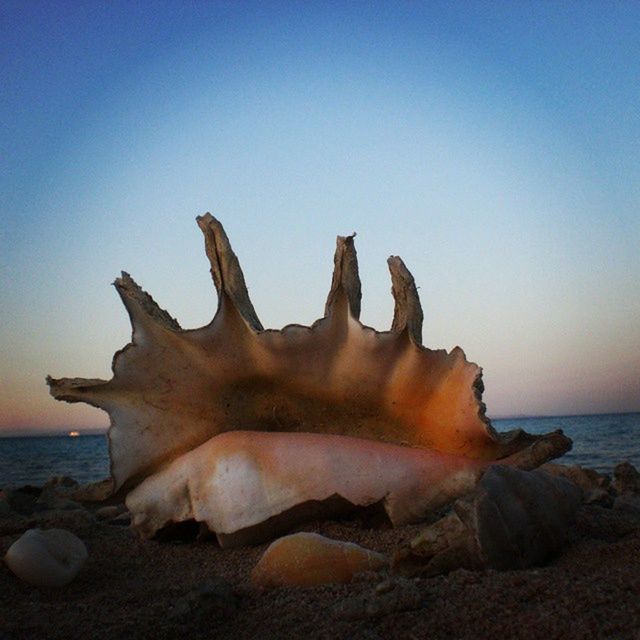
1, 1, 639, 435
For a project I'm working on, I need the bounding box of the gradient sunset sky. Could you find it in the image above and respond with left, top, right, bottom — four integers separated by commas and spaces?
1, 2, 639, 435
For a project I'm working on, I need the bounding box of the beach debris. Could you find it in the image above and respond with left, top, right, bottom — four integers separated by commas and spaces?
2, 479, 83, 515
0, 490, 12, 517
94, 504, 124, 520
613, 494, 640, 516
30, 507, 97, 534
251, 532, 387, 587
42, 475, 78, 494
110, 511, 132, 526
47, 215, 570, 545
613, 462, 640, 496
577, 502, 640, 539
125, 429, 569, 546
169, 577, 238, 623
584, 488, 613, 508
541, 463, 610, 497
4, 528, 88, 587
35, 494, 84, 513
71, 478, 115, 504
39, 476, 80, 508
333, 577, 424, 620
3, 486, 42, 515
393, 466, 582, 577
94, 504, 129, 524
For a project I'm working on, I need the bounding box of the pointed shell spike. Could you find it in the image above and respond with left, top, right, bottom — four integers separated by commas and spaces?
114, 271, 181, 332
196, 213, 263, 331
324, 232, 361, 320
46, 375, 109, 408
388, 255, 424, 345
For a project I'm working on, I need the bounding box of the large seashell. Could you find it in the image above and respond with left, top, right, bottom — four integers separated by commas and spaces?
126, 429, 569, 545
48, 214, 563, 493
392, 465, 583, 576
4, 528, 88, 587
251, 532, 387, 587
47, 215, 570, 544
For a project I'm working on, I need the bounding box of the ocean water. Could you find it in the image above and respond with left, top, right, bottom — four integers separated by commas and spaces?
0, 413, 638, 488
493, 413, 640, 473
0, 434, 110, 488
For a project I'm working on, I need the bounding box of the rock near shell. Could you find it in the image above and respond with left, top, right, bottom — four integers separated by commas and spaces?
251, 532, 388, 587
393, 465, 583, 576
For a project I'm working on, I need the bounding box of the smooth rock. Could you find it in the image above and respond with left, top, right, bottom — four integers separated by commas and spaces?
613, 462, 640, 495
251, 532, 388, 587
4, 528, 88, 587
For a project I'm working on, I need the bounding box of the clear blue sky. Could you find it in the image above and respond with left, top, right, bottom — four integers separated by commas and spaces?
1, 1, 639, 434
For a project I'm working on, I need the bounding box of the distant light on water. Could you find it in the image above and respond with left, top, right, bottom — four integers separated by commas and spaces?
68, 431, 80, 437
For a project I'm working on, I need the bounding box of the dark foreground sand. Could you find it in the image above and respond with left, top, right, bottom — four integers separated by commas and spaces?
1, 500, 639, 640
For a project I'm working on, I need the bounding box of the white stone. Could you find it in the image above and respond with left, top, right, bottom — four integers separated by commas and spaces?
4, 528, 88, 587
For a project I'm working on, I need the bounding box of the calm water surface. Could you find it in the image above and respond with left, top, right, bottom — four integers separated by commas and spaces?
494, 413, 640, 473
0, 413, 638, 487
0, 434, 110, 487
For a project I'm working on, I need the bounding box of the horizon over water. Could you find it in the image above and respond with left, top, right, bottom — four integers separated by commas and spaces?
0, 412, 638, 487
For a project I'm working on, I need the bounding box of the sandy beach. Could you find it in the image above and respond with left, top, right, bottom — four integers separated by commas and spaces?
1, 485, 639, 640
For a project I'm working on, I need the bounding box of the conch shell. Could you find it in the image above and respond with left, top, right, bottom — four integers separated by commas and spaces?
48, 214, 570, 542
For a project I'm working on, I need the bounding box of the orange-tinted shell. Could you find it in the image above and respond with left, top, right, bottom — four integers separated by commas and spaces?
124, 429, 570, 545
48, 214, 538, 493
251, 532, 387, 587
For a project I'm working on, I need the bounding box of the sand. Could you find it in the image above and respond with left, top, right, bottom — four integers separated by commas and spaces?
1, 498, 639, 640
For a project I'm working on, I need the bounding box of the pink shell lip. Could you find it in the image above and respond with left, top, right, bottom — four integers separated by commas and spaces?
124, 429, 570, 546
47, 214, 568, 495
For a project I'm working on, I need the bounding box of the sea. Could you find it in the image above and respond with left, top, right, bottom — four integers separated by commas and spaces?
0, 413, 638, 488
